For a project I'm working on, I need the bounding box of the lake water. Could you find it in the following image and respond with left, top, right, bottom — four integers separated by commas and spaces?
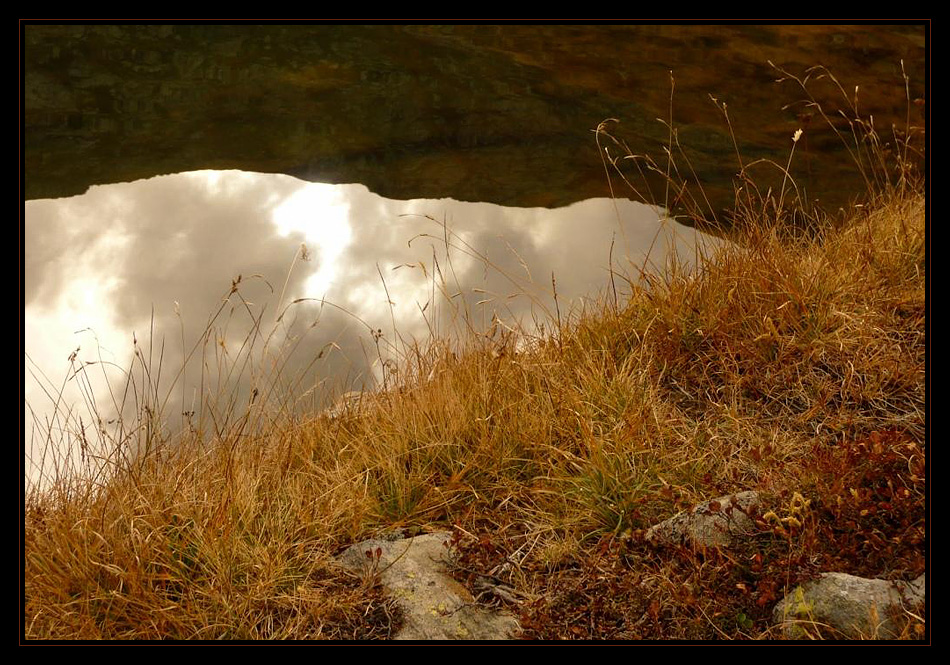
25, 23, 924, 492
24, 171, 721, 490
26, 24, 926, 214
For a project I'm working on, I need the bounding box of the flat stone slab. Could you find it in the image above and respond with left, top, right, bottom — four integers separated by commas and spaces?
773, 572, 926, 639
645, 491, 761, 549
338, 531, 521, 640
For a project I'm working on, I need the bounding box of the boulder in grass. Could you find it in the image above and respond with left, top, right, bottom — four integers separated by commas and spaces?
338, 531, 521, 641
772, 572, 926, 640
645, 491, 761, 549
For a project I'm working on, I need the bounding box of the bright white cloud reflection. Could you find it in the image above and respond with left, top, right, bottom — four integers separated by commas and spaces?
270, 180, 353, 299
24, 170, 723, 491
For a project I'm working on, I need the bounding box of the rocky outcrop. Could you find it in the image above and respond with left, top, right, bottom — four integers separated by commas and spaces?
644, 491, 925, 640
338, 531, 520, 640
335, 492, 924, 640
772, 572, 926, 640
24, 24, 924, 221
645, 490, 761, 549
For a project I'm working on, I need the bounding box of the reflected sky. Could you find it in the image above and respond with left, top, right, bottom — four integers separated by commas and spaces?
24, 170, 723, 490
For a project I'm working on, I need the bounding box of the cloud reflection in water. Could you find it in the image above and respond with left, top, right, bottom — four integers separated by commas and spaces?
24, 170, 722, 489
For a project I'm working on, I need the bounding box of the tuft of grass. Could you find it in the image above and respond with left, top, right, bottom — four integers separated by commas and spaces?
24, 65, 925, 641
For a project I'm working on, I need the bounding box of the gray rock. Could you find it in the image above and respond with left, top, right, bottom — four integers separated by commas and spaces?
772, 572, 926, 640
645, 491, 761, 549
338, 531, 521, 640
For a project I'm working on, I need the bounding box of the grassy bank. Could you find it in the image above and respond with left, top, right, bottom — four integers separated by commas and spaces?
24, 70, 926, 640
23, 189, 926, 640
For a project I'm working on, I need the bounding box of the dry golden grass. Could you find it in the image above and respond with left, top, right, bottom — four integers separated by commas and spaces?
23, 66, 926, 641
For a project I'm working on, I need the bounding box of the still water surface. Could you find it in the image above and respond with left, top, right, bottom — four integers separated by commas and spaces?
25, 170, 721, 490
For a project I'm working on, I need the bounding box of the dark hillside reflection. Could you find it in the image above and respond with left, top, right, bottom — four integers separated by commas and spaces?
25, 170, 723, 489
25, 24, 925, 219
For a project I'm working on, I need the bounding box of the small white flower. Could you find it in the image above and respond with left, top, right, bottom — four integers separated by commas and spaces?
793, 129, 803, 143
